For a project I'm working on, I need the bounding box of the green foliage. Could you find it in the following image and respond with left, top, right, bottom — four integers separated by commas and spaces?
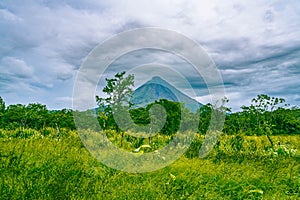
147, 99, 181, 135
96, 71, 134, 131
129, 107, 150, 125
129, 99, 196, 135
0, 130, 299, 199
0, 97, 75, 131
0, 97, 5, 113
48, 109, 75, 130
198, 103, 213, 134
224, 94, 300, 136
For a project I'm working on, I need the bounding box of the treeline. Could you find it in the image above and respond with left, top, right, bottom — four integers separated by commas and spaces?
223, 95, 300, 135
96, 95, 300, 136
98, 99, 197, 135
95, 72, 300, 136
0, 94, 299, 136
0, 97, 75, 130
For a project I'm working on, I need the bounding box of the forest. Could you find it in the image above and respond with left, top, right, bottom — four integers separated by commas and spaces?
0, 74, 299, 138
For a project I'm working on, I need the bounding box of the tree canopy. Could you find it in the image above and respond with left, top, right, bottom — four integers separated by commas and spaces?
0, 76, 299, 138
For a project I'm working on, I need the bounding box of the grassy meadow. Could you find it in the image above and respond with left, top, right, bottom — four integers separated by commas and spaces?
0, 128, 299, 199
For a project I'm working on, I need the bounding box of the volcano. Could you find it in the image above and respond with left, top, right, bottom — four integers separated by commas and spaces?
131, 76, 202, 112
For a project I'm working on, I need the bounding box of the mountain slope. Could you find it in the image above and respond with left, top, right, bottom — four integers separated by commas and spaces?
131, 76, 202, 112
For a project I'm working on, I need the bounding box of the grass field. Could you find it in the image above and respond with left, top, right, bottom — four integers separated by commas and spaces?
0, 129, 299, 199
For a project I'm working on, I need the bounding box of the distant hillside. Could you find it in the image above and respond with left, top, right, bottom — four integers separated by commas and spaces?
131, 76, 202, 112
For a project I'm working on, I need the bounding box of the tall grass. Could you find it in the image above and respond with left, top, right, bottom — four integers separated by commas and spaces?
0, 128, 299, 199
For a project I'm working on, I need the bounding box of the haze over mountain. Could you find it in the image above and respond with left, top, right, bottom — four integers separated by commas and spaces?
131, 76, 202, 112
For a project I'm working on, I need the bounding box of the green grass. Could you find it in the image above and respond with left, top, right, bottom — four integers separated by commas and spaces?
0, 129, 299, 199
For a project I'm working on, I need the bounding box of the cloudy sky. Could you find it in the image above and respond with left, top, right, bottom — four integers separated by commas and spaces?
1, 0, 300, 111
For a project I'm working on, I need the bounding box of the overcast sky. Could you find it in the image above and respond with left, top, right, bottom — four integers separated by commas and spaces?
1, 0, 300, 111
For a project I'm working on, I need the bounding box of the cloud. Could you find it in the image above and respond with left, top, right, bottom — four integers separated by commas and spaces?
0, 56, 39, 95
0, 0, 299, 110
1, 57, 34, 78
0, 8, 21, 21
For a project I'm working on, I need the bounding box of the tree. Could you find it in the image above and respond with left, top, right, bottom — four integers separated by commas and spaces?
271, 107, 300, 135
198, 97, 230, 134
96, 71, 134, 132
147, 99, 181, 135
198, 104, 212, 134
251, 94, 287, 146
49, 109, 75, 130
129, 107, 150, 126
180, 105, 198, 132
26, 103, 48, 130
251, 94, 287, 113
0, 97, 5, 112
0, 97, 5, 128
3, 104, 27, 130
